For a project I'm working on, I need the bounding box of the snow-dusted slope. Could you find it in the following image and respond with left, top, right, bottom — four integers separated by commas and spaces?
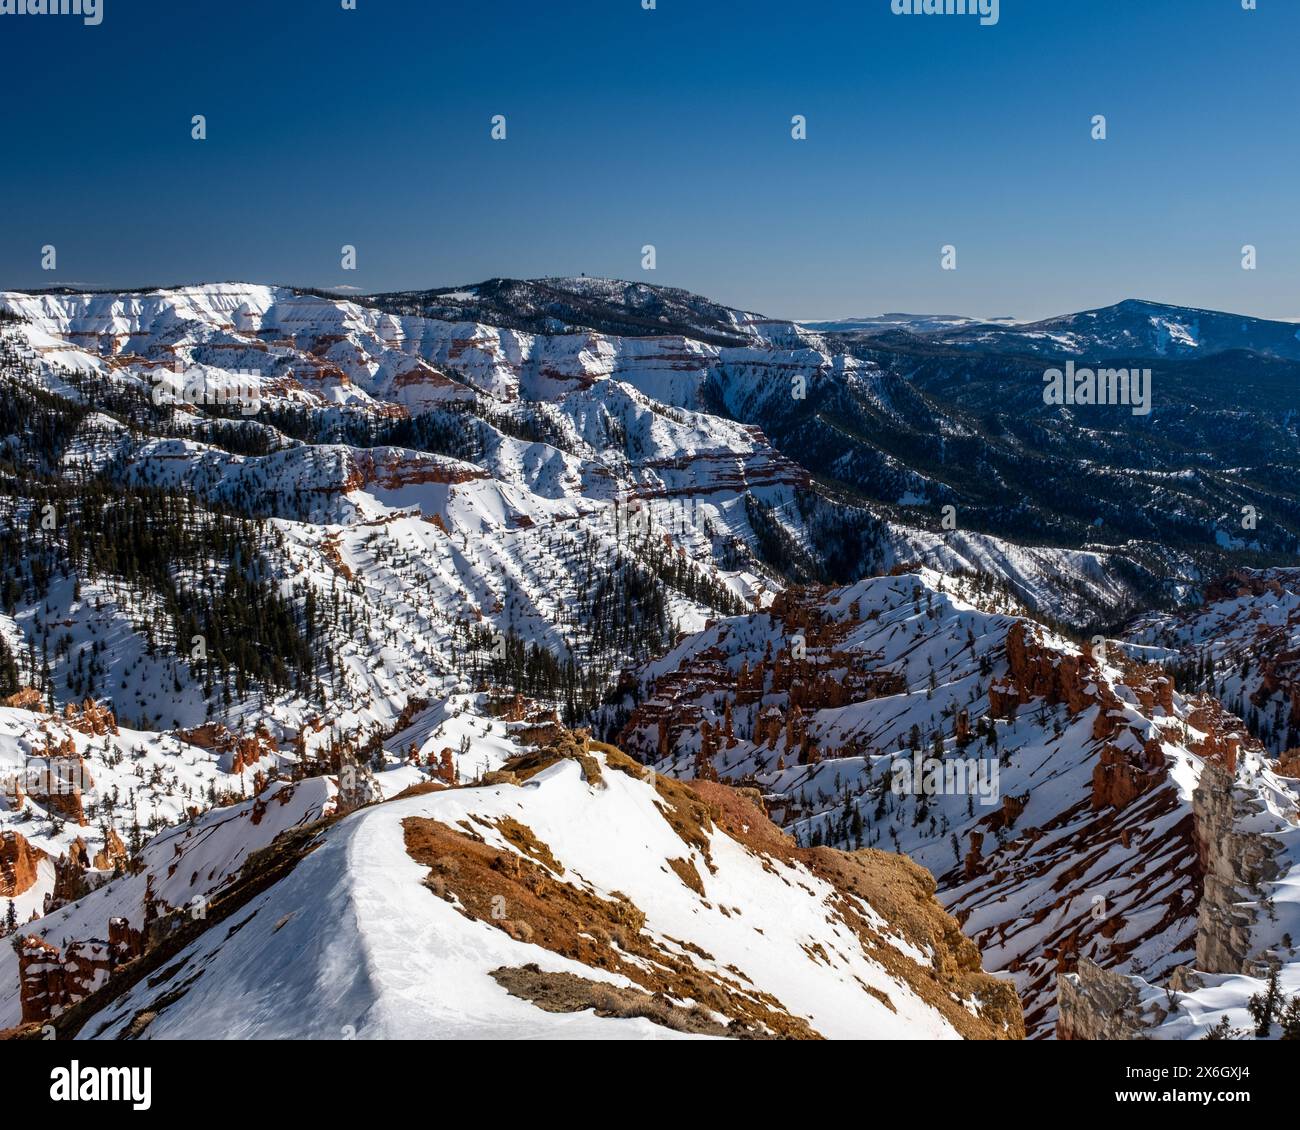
1125, 569, 1300, 755
613, 568, 1268, 1035
0, 284, 803, 748
1, 280, 1291, 1041
0, 281, 1144, 639
0, 774, 335, 1029
0, 278, 1149, 811
0, 701, 275, 924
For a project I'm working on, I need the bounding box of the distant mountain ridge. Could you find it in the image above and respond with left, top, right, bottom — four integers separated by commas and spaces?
924, 298, 1300, 361
801, 312, 1020, 335
808, 298, 1300, 362
18, 277, 1298, 361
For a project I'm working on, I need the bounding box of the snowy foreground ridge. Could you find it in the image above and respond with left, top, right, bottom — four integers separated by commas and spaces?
4, 738, 1021, 1040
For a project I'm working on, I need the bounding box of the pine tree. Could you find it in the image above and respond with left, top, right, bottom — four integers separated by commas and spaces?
1280, 995, 1300, 1040
1247, 967, 1283, 1037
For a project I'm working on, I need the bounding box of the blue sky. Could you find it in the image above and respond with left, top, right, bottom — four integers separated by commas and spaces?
0, 0, 1296, 320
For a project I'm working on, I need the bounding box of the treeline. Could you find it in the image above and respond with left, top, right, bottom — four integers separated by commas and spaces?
0, 480, 319, 704
0, 352, 91, 475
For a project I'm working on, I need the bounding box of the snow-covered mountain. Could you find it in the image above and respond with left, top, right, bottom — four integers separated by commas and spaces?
925, 298, 1300, 361
0, 278, 1296, 1041
0, 280, 1147, 748
367, 276, 801, 349
8, 280, 1293, 644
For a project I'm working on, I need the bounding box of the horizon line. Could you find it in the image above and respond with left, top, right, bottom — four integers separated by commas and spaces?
2, 277, 1298, 327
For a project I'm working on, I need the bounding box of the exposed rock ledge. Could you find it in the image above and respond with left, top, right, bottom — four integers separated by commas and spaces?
1058, 751, 1294, 1038
1059, 959, 1165, 1040
1193, 758, 1286, 975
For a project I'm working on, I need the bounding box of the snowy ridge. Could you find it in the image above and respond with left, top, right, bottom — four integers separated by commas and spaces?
49, 742, 1020, 1040
0, 775, 335, 1029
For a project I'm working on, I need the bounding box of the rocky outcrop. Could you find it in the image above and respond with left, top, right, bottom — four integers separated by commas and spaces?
1058, 733, 1293, 1037
16, 936, 63, 1023
1192, 758, 1284, 974
989, 622, 1098, 718
618, 590, 908, 765
1186, 697, 1249, 775
108, 916, 144, 965
963, 831, 984, 880
178, 722, 278, 775
0, 832, 45, 898
17, 934, 115, 1024
61, 698, 118, 737
1, 686, 44, 711
26, 740, 91, 826
1057, 958, 1165, 1040
48, 839, 93, 910
987, 625, 1176, 817
1253, 651, 1300, 731
1277, 748, 1300, 779
349, 447, 488, 491
1204, 570, 1288, 603
1091, 739, 1166, 812
1131, 667, 1176, 716
230, 734, 275, 775
91, 826, 128, 872
991, 626, 1173, 750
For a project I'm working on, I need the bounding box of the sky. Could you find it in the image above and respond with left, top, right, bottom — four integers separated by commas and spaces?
0, 0, 1296, 321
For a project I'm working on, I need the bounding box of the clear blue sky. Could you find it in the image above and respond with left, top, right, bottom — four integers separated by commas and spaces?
1, 0, 1296, 321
